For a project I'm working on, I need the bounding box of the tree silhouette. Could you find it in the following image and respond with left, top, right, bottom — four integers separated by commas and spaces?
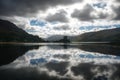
63, 36, 70, 43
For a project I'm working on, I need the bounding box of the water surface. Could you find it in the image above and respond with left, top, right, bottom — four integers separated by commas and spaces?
0, 43, 120, 80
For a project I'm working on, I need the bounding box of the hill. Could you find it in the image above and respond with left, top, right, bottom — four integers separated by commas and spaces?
73, 28, 120, 43
0, 19, 44, 42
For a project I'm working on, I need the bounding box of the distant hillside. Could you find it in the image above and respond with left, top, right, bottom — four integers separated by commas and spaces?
45, 35, 71, 43
0, 19, 44, 42
73, 28, 120, 43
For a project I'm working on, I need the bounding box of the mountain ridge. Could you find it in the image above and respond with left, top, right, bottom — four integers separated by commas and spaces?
73, 28, 120, 43
0, 19, 44, 42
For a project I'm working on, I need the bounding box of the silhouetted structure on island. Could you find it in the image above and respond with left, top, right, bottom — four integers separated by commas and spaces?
63, 36, 70, 43
62, 36, 70, 49
54, 36, 70, 43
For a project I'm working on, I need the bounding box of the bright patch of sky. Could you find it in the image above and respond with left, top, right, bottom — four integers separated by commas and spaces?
93, 2, 107, 9
30, 19, 46, 27
79, 24, 120, 31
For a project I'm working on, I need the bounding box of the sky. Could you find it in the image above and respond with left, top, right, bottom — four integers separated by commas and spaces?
0, 0, 120, 38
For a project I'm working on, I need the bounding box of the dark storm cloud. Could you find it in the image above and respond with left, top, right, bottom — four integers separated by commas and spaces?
71, 4, 94, 21
71, 4, 114, 21
45, 10, 68, 22
0, 0, 82, 17
116, 0, 120, 2
53, 24, 70, 30
112, 6, 120, 20
111, 0, 120, 20
98, 12, 108, 19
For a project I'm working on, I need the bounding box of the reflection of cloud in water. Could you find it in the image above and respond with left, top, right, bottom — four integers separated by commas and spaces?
13, 46, 120, 65
0, 45, 120, 80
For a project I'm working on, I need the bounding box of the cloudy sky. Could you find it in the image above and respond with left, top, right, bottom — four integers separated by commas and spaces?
0, 0, 120, 38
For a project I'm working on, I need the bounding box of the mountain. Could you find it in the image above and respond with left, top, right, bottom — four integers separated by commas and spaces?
0, 19, 44, 42
73, 28, 120, 43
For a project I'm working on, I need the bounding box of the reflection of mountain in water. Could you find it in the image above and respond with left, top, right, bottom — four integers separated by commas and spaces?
0, 44, 39, 66
77, 44, 120, 56
0, 44, 120, 80
48, 44, 120, 56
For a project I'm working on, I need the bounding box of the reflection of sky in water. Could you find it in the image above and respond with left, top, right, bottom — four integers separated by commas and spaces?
13, 46, 120, 66
1, 45, 120, 80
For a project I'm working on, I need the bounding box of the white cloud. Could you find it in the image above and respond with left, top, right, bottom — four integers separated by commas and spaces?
0, 0, 120, 38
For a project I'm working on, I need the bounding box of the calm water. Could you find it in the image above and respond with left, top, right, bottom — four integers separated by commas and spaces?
0, 43, 120, 80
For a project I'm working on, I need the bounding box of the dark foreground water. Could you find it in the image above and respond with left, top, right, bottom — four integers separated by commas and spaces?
0, 43, 120, 80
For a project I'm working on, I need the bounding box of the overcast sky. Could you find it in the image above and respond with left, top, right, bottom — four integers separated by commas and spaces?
0, 0, 120, 38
